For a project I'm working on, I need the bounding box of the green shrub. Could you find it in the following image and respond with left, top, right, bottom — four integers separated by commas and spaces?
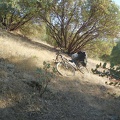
35, 61, 53, 97
91, 62, 120, 80
110, 40, 120, 65
86, 39, 114, 59
100, 54, 110, 62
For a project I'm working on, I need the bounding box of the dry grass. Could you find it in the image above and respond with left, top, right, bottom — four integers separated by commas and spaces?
0, 70, 8, 78
0, 29, 55, 114
0, 29, 120, 120
0, 29, 56, 69
0, 29, 119, 92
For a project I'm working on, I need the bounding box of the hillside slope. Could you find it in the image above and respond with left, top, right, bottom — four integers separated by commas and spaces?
0, 30, 120, 120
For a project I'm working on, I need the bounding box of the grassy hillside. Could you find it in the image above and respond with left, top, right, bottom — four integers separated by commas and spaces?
0, 29, 120, 120
0, 29, 56, 67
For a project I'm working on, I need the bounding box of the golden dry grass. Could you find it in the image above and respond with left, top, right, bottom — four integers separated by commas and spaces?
0, 29, 120, 120
0, 29, 56, 69
0, 30, 56, 111
0, 29, 119, 92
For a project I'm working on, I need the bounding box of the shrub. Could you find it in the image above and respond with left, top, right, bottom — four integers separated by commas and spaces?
35, 61, 52, 97
91, 62, 120, 80
100, 54, 110, 62
110, 41, 120, 65
34, 61, 57, 97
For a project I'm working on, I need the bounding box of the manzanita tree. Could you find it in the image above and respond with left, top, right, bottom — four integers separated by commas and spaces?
38, 0, 120, 53
0, 0, 120, 54
0, 0, 39, 31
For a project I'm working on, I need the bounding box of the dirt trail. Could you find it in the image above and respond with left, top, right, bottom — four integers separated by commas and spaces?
0, 30, 120, 120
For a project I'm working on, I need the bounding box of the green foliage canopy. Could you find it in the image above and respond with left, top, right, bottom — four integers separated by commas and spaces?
110, 40, 120, 65
86, 38, 115, 60
0, 0, 120, 54
0, 0, 39, 31
37, 0, 120, 53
